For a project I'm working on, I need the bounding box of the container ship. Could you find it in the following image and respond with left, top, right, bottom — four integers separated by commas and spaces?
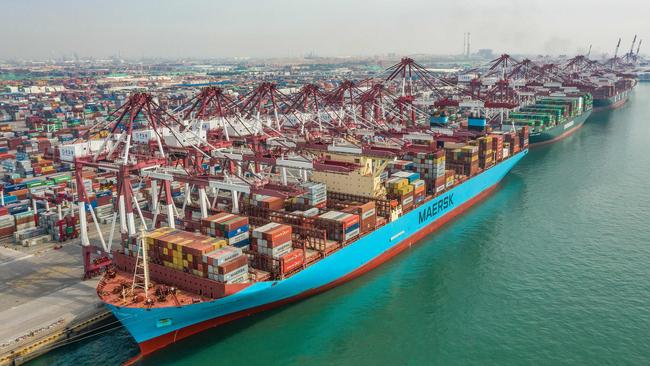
97, 126, 530, 359
506, 93, 592, 146
591, 75, 636, 112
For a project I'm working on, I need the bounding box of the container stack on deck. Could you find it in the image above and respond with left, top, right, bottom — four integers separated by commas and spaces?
294, 182, 327, 208
509, 94, 590, 134
249, 222, 304, 276
472, 136, 495, 169
204, 246, 248, 284
245, 194, 285, 210
407, 150, 446, 189
386, 176, 414, 211
200, 213, 250, 249
250, 223, 293, 259
445, 144, 480, 177
140, 227, 253, 282
317, 211, 360, 242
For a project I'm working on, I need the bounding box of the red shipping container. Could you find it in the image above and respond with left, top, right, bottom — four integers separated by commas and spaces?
261, 196, 284, 210
401, 191, 414, 211
338, 213, 359, 230
0, 226, 16, 238
262, 225, 292, 243
280, 249, 304, 274
217, 255, 248, 275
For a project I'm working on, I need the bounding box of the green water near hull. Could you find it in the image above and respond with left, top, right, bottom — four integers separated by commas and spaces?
27, 85, 650, 365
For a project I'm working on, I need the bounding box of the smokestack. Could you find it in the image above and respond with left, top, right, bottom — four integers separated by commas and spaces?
463, 33, 466, 57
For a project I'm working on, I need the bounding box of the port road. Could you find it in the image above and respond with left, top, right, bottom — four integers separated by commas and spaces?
0, 244, 102, 348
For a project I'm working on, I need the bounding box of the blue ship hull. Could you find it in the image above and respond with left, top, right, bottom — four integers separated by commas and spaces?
107, 149, 528, 357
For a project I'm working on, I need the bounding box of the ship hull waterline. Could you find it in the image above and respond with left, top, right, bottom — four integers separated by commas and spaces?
528, 109, 592, 148
109, 149, 528, 364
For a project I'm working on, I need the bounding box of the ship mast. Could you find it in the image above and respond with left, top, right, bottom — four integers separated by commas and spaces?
131, 228, 151, 301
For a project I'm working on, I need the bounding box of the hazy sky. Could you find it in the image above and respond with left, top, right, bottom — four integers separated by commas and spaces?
1, 0, 647, 59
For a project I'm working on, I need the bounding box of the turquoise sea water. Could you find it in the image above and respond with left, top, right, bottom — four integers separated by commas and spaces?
28, 84, 650, 365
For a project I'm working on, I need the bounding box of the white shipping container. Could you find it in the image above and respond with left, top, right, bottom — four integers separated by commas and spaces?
215, 265, 249, 282
270, 241, 292, 258
225, 273, 249, 284
344, 227, 360, 241
252, 222, 280, 238
303, 208, 320, 217
227, 232, 249, 245
202, 246, 242, 265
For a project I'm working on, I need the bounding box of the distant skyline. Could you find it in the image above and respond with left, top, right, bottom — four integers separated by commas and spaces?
1, 0, 647, 60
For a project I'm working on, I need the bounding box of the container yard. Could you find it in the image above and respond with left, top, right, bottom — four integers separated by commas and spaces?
1, 4, 648, 364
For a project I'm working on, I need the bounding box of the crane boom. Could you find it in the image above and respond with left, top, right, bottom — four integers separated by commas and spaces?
614, 37, 621, 59
629, 35, 637, 55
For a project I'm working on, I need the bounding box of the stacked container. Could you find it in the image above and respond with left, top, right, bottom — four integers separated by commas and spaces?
343, 201, 377, 234
200, 213, 250, 249
491, 134, 505, 162
251, 223, 293, 258
247, 194, 284, 210
408, 150, 445, 186
203, 246, 249, 284
279, 249, 304, 275
386, 175, 415, 210
445, 145, 479, 178
317, 210, 360, 242
296, 182, 327, 207
445, 170, 455, 188
391, 171, 420, 184
387, 159, 414, 174
503, 131, 520, 155
412, 179, 426, 203
142, 228, 227, 278
473, 136, 494, 169
0, 214, 15, 238
518, 126, 530, 149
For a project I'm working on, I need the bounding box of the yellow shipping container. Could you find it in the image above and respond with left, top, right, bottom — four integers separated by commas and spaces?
461, 146, 479, 154
397, 184, 414, 195
183, 259, 188, 267
187, 254, 193, 262
163, 248, 168, 255
146, 227, 176, 239
393, 178, 408, 188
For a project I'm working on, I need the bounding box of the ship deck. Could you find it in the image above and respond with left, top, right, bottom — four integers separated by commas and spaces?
97, 271, 214, 309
